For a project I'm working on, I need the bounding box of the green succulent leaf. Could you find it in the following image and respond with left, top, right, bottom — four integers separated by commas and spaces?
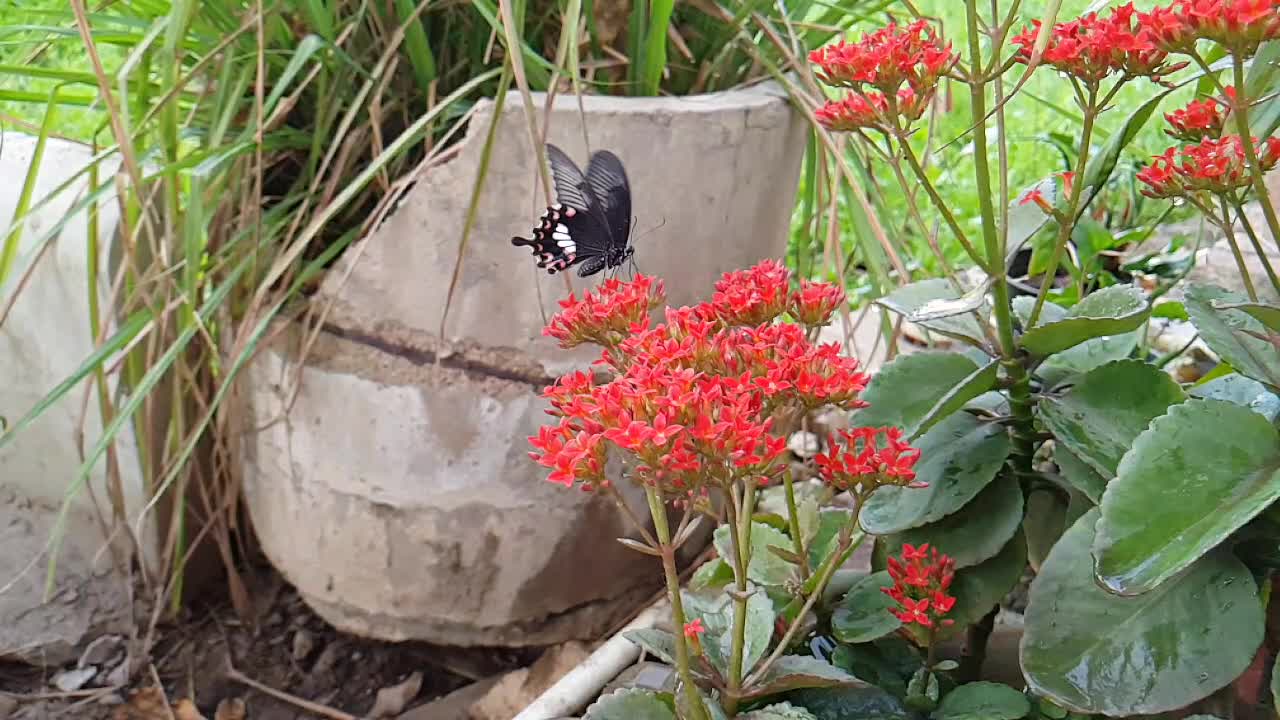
1185, 284, 1280, 390
739, 702, 820, 720
1024, 488, 1068, 572
861, 413, 1011, 534
786, 686, 915, 720
912, 358, 1000, 441
1095, 398, 1280, 594
746, 656, 864, 699
832, 571, 901, 644
852, 352, 982, 436
1053, 445, 1106, 504
932, 682, 1030, 720
878, 475, 1023, 570
1019, 286, 1148, 357
1021, 511, 1263, 716
1039, 359, 1185, 478
683, 584, 775, 678
714, 522, 794, 587
584, 688, 677, 720
624, 628, 677, 666
877, 279, 987, 345
1189, 373, 1280, 421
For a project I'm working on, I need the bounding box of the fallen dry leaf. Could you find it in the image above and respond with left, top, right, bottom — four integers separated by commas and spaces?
215, 698, 247, 720
112, 687, 169, 720
175, 699, 208, 720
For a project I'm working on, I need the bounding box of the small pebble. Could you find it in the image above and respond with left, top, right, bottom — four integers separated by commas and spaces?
52, 666, 97, 692
292, 629, 315, 662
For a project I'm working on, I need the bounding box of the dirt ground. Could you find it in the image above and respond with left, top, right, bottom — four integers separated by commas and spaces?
0, 570, 536, 720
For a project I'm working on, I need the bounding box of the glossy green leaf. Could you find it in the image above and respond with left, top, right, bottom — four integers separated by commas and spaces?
1214, 300, 1280, 332
809, 509, 853, 570
585, 688, 676, 720
787, 686, 914, 720
684, 585, 775, 678
1152, 301, 1189, 321
748, 656, 864, 699
1039, 360, 1186, 478
690, 558, 735, 591
877, 279, 987, 345
1095, 399, 1280, 594
1020, 286, 1149, 356
947, 530, 1027, 631
933, 682, 1030, 720
1188, 373, 1280, 422
911, 358, 1000, 441
714, 522, 794, 587
1053, 445, 1106, 504
1079, 89, 1173, 212
1036, 331, 1141, 387
1022, 511, 1263, 716
853, 352, 981, 435
879, 475, 1023, 569
624, 628, 677, 666
861, 413, 1011, 535
832, 571, 901, 644
740, 703, 820, 720
1024, 489, 1068, 572
1013, 295, 1065, 329
1185, 284, 1280, 389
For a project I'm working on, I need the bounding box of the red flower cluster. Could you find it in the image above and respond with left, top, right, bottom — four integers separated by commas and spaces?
810, 21, 956, 133
883, 543, 957, 630
708, 259, 792, 326
543, 274, 665, 349
1163, 87, 1233, 142
528, 262, 875, 495
1137, 135, 1280, 198
1013, 3, 1187, 85
1141, 0, 1280, 56
792, 279, 847, 327
814, 427, 922, 497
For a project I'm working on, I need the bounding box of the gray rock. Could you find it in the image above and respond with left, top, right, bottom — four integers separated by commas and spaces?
239, 84, 805, 646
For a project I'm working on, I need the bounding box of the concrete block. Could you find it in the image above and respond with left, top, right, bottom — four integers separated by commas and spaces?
0, 136, 149, 663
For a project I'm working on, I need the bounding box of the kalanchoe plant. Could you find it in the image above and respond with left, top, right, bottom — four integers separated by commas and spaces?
801, 0, 1280, 718
529, 262, 925, 719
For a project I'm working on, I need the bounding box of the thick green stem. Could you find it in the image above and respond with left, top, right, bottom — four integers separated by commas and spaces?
723, 486, 750, 714
1235, 199, 1280, 296
964, 0, 1036, 472
782, 469, 810, 582
1028, 89, 1099, 328
1232, 56, 1280, 256
1219, 195, 1260, 301
645, 488, 710, 720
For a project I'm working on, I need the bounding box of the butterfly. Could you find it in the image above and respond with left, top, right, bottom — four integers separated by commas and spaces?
511, 143, 635, 278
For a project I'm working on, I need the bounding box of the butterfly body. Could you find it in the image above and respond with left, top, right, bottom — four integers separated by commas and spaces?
512, 144, 634, 278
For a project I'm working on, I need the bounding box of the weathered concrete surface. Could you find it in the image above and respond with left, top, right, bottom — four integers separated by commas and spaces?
240, 84, 807, 645
317, 84, 807, 375
0, 136, 149, 663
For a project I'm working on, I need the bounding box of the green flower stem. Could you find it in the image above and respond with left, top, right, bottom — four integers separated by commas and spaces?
723, 484, 751, 714
782, 469, 811, 582
1234, 198, 1280, 295
1026, 85, 1102, 329
965, 0, 1036, 472
898, 140, 990, 272
1218, 195, 1262, 301
744, 515, 866, 689
645, 487, 710, 720
1232, 55, 1280, 257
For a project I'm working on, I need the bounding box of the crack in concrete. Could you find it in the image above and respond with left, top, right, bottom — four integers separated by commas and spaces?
315, 321, 558, 389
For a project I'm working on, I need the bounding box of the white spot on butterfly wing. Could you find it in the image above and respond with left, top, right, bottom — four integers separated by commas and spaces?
552, 231, 571, 241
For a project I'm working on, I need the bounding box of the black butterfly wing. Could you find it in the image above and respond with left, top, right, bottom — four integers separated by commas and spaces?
510, 144, 613, 275
584, 150, 632, 253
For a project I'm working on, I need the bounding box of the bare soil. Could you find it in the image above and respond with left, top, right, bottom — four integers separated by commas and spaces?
0, 569, 536, 720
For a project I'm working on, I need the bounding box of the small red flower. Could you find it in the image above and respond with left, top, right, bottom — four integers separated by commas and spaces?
683, 618, 706, 638
1139, 0, 1280, 57
1138, 135, 1280, 198
1014, 3, 1187, 86
882, 544, 957, 635
543, 274, 665, 349
810, 20, 957, 133
815, 427, 922, 497
791, 280, 846, 326
1164, 88, 1232, 142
